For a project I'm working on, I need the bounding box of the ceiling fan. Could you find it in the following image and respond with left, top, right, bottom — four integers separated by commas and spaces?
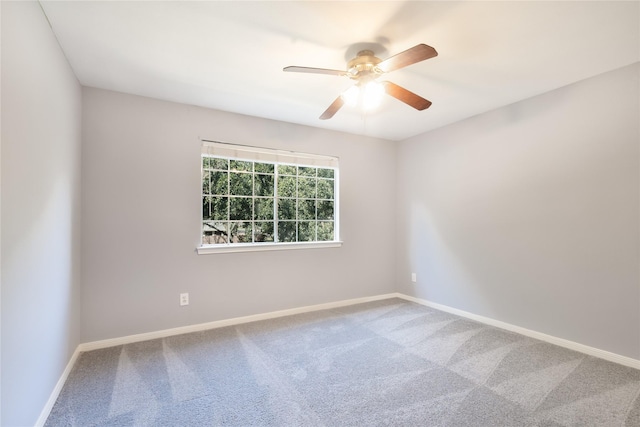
283, 44, 438, 120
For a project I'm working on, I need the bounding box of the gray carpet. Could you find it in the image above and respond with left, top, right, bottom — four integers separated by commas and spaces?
46, 298, 640, 426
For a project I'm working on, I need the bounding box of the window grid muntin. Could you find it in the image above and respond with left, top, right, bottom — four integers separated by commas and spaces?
202, 156, 335, 246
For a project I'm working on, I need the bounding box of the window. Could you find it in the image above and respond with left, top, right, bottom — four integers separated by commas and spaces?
198, 141, 340, 253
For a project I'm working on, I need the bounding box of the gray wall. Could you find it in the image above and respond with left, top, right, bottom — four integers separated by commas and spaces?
1, 2, 82, 426
81, 87, 397, 342
396, 63, 640, 359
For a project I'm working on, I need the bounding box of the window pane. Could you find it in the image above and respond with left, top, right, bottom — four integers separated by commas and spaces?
254, 222, 274, 242
210, 158, 229, 170
230, 172, 252, 196
230, 160, 251, 172
298, 199, 316, 220
202, 171, 211, 194
318, 221, 334, 241
203, 221, 228, 244
278, 164, 296, 175
202, 157, 212, 170
254, 198, 274, 220
317, 168, 334, 179
211, 197, 228, 221
317, 179, 334, 199
230, 197, 252, 220
255, 162, 274, 173
255, 174, 274, 197
211, 171, 228, 195
278, 176, 296, 197
298, 221, 316, 242
298, 177, 316, 199
298, 166, 316, 177
317, 200, 333, 220
230, 221, 252, 243
278, 199, 296, 220
202, 196, 212, 220
278, 221, 296, 242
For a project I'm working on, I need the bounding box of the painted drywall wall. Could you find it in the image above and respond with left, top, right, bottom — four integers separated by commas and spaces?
1, 2, 82, 426
396, 63, 640, 359
81, 87, 397, 342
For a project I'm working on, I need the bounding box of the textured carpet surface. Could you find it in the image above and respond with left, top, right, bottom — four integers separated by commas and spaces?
46, 298, 640, 426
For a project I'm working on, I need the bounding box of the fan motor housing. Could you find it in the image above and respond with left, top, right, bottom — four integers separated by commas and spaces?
347, 50, 382, 79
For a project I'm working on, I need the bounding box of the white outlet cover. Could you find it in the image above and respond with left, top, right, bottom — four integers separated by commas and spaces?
180, 293, 189, 306
411, 273, 417, 283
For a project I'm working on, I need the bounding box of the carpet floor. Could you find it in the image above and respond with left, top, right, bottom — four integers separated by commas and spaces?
45, 298, 640, 426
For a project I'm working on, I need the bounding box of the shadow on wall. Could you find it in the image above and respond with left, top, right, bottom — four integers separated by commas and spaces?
408, 200, 493, 314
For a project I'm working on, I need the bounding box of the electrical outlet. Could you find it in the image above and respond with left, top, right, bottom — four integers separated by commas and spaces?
411, 273, 417, 283
180, 293, 189, 306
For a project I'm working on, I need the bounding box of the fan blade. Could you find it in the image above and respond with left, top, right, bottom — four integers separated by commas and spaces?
283, 66, 347, 77
382, 81, 432, 110
376, 44, 438, 73
319, 96, 345, 120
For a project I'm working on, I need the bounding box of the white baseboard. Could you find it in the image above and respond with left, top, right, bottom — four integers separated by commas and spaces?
395, 293, 640, 370
35, 346, 82, 427
79, 293, 398, 352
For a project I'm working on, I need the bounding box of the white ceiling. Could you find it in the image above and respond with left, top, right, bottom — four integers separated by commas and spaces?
40, 1, 639, 141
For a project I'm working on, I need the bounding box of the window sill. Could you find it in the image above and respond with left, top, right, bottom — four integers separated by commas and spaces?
196, 241, 343, 255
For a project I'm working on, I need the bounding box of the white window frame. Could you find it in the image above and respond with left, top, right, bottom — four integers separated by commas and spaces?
197, 140, 342, 254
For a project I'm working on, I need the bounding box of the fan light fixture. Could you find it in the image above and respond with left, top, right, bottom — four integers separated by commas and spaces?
342, 81, 385, 111
362, 81, 385, 110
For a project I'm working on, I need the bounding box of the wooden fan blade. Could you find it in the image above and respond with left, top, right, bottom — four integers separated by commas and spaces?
382, 81, 432, 110
283, 66, 347, 77
319, 96, 345, 120
377, 44, 438, 73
